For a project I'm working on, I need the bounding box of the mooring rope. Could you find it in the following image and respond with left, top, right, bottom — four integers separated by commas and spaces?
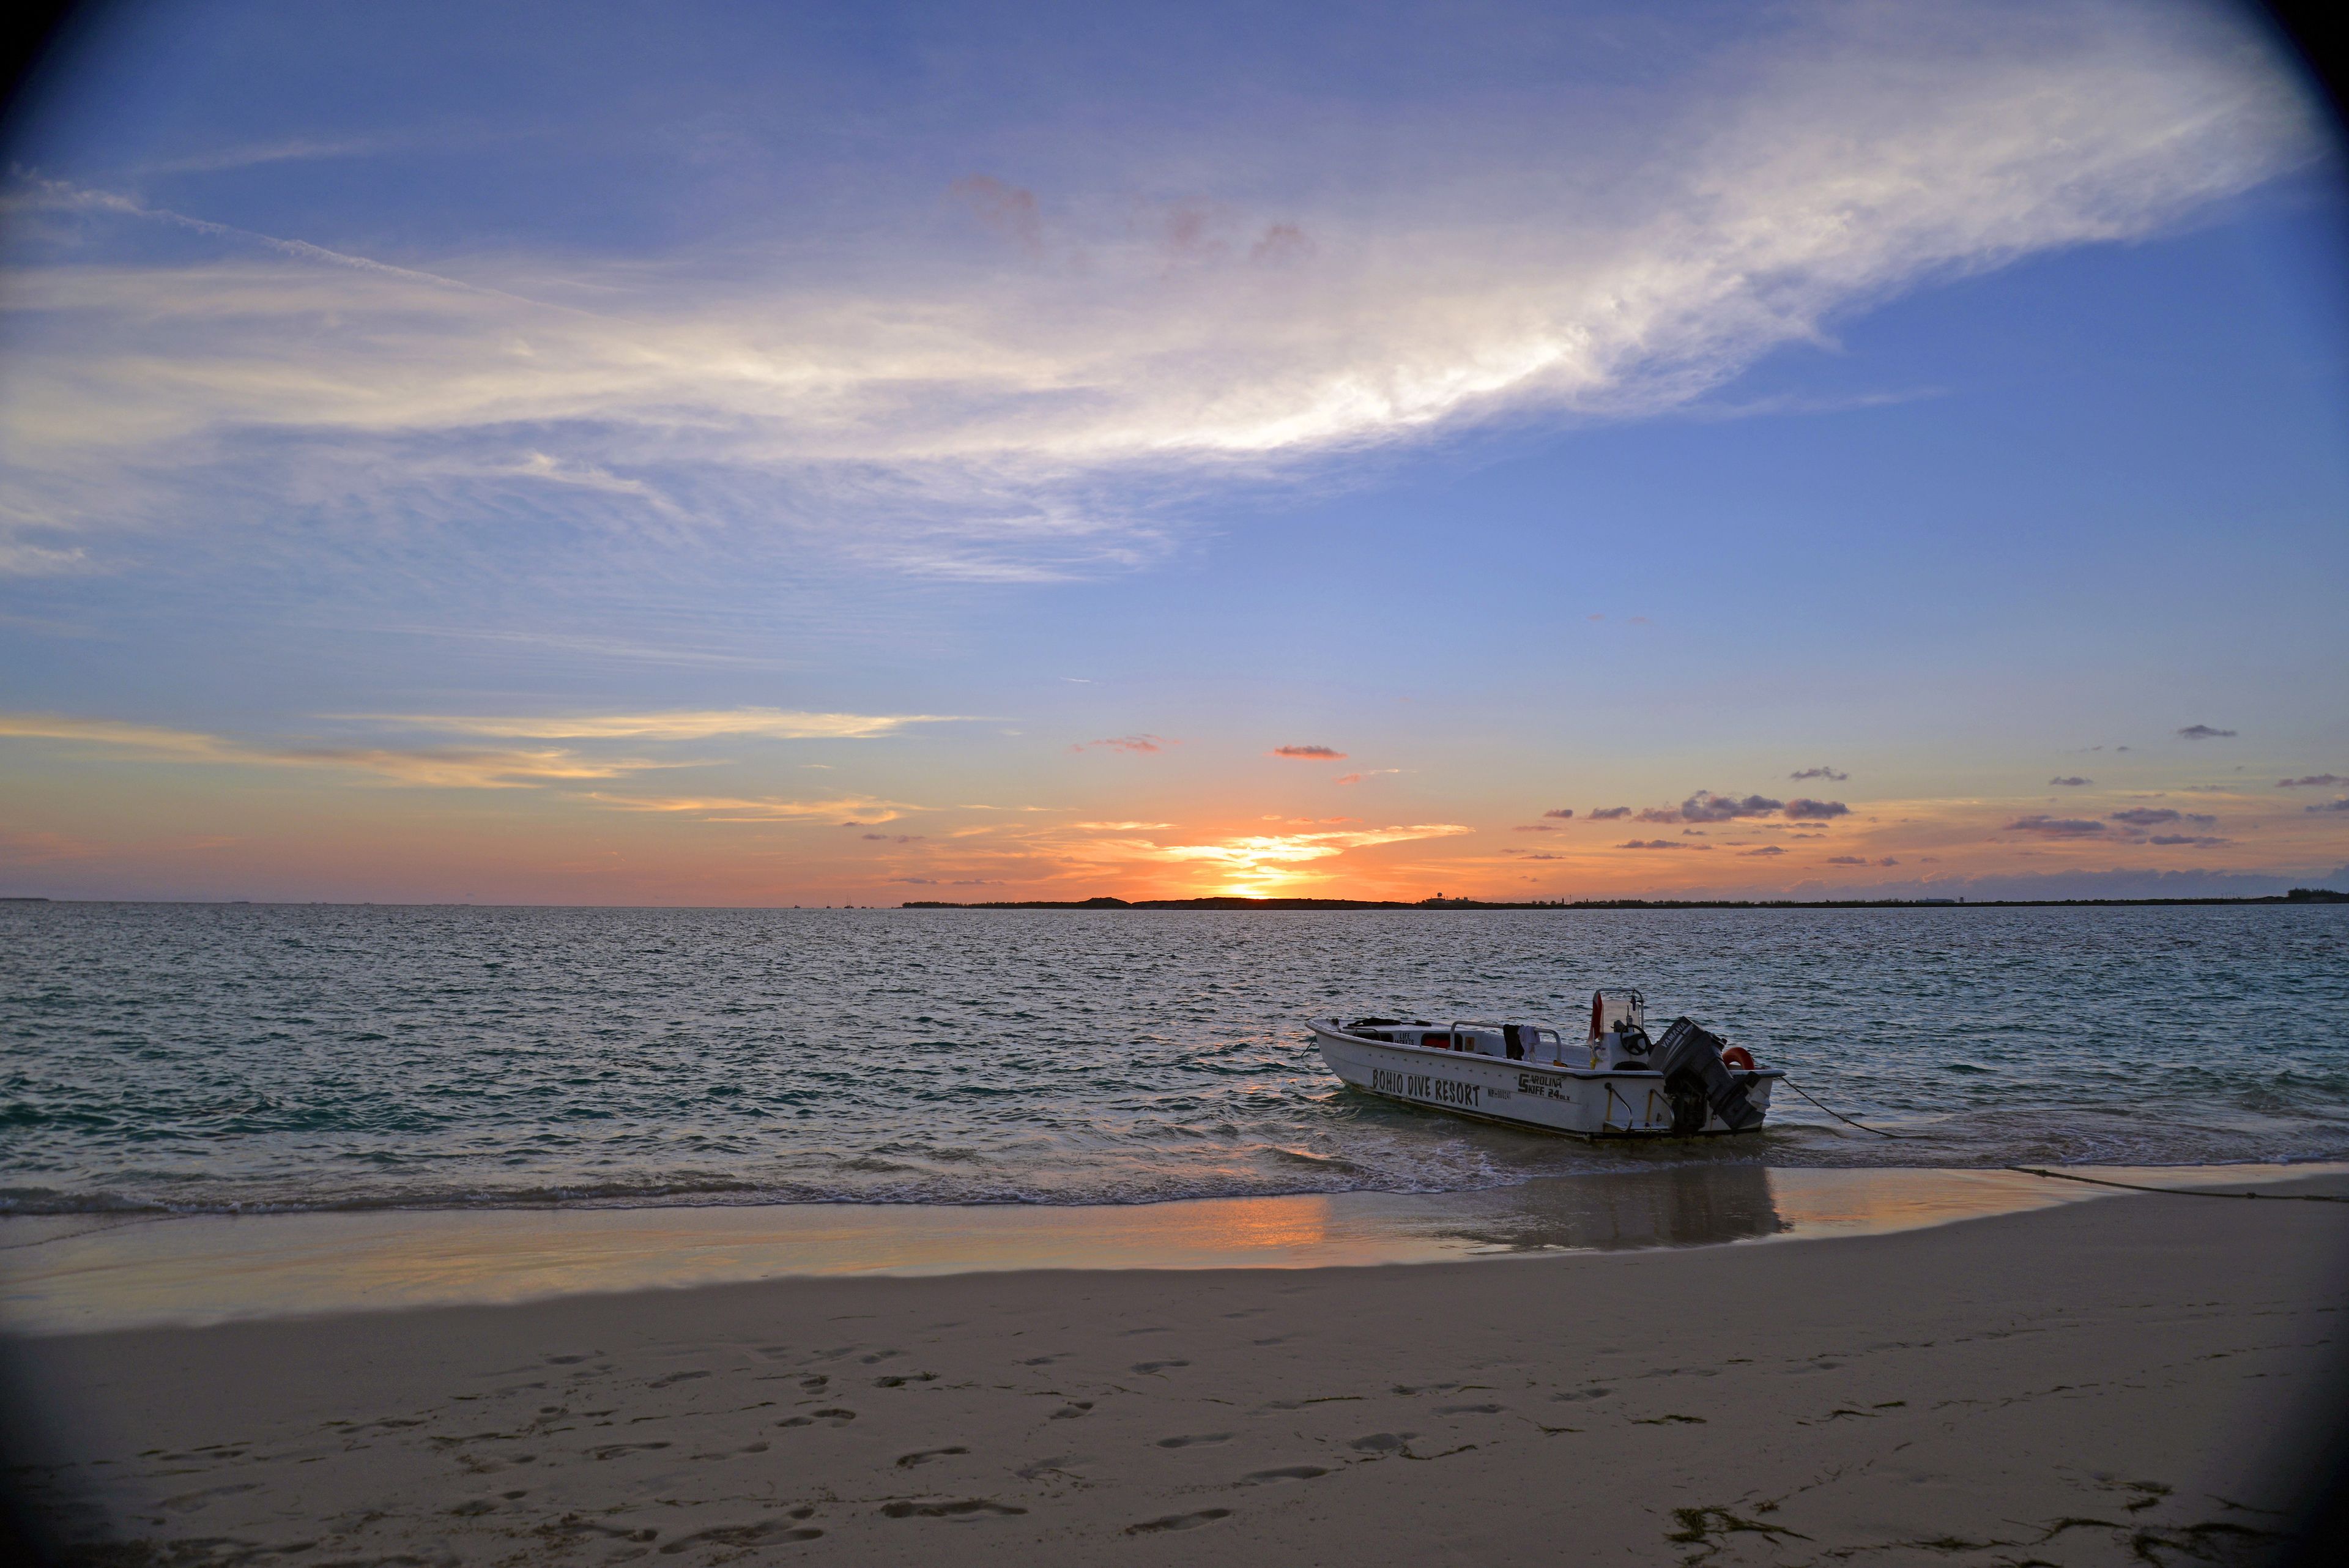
2005, 1165, 2349, 1203
1779, 1075, 1917, 1139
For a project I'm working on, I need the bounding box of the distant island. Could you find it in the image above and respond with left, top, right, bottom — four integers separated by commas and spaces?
906, 888, 2349, 910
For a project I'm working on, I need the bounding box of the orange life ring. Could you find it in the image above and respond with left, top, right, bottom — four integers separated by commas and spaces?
1721, 1046, 1756, 1071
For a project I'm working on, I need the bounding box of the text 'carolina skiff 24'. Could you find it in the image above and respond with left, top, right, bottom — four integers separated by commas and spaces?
1309, 990, 1779, 1139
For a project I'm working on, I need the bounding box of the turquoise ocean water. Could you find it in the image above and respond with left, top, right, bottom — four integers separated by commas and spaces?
3, 902, 2345, 1214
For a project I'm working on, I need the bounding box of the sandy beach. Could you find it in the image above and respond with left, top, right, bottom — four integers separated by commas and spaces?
8, 1173, 2347, 1566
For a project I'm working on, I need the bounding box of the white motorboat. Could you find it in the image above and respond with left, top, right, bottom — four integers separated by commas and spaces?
1310, 989, 1781, 1139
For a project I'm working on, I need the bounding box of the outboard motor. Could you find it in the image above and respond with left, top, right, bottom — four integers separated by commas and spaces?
1652, 1017, 1765, 1134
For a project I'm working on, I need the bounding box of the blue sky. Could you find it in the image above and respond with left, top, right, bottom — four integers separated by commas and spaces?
2, 0, 2346, 902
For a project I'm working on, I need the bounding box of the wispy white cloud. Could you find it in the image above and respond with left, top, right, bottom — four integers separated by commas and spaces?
577, 792, 915, 823
0, 538, 90, 575
0, 2, 2314, 579
370, 708, 965, 741
139, 133, 440, 176
0, 713, 672, 787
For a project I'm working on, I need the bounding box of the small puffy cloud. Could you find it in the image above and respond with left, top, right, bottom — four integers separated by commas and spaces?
1642, 790, 1784, 824
2006, 816, 2107, 836
1071, 820, 1174, 830
1588, 806, 1631, 820
1272, 744, 1346, 760
1783, 798, 1850, 820
1617, 838, 1696, 850
2111, 808, 2219, 827
1334, 768, 1398, 785
2148, 834, 2230, 846
1741, 845, 1786, 857
861, 832, 924, 844
1877, 856, 1900, 867
951, 174, 1043, 255
1790, 766, 1847, 782
2177, 724, 2236, 740
1249, 223, 1315, 266
2306, 797, 2349, 814
1825, 855, 1869, 865
1512, 824, 1561, 833
1542, 808, 1575, 819
1074, 734, 1170, 754
2049, 776, 2092, 787
2280, 775, 2343, 788
1507, 850, 1565, 861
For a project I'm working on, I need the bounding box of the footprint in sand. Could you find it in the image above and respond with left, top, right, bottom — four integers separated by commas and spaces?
1552, 1386, 1612, 1403
588, 1443, 673, 1460
1239, 1466, 1328, 1485
777, 1409, 858, 1429
878, 1499, 1026, 1520
691, 1441, 771, 1460
656, 1512, 822, 1553
897, 1447, 970, 1468
647, 1370, 710, 1389
1019, 1354, 1066, 1366
1050, 1402, 1094, 1420
1126, 1509, 1233, 1534
1435, 1402, 1505, 1416
1131, 1360, 1190, 1375
875, 1373, 938, 1388
158, 1482, 260, 1511
546, 1354, 592, 1365
1348, 1432, 1417, 1453
1156, 1433, 1231, 1449
800, 1375, 829, 1391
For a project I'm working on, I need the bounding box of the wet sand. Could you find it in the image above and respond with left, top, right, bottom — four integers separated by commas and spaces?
6, 1164, 2337, 1336
7, 1170, 2348, 1566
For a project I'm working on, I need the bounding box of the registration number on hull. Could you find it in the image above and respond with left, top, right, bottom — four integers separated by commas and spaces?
1370, 1066, 1480, 1109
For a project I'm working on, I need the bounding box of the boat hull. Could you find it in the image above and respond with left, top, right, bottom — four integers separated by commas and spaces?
1310, 1021, 1777, 1139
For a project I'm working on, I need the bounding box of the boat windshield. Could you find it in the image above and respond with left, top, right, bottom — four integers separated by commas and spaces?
1592, 989, 1646, 1037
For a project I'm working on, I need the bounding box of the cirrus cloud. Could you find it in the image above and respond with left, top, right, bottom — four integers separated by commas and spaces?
0, 2, 2314, 581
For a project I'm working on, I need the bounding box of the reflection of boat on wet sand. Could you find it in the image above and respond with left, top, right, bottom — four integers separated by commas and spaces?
1311, 988, 1781, 1139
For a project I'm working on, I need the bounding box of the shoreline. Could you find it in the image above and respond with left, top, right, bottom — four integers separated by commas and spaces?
6, 1162, 2341, 1337
10, 1172, 2346, 1565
